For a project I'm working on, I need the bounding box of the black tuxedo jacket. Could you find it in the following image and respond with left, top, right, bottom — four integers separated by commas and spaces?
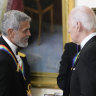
0, 37, 31, 96
70, 36, 96, 96
57, 42, 79, 96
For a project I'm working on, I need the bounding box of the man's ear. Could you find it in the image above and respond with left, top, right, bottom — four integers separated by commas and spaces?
7, 28, 14, 38
76, 21, 83, 32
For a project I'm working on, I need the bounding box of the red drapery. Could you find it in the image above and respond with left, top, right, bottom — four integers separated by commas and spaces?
7, 0, 24, 12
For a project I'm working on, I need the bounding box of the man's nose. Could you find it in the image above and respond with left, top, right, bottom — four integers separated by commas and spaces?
27, 30, 31, 36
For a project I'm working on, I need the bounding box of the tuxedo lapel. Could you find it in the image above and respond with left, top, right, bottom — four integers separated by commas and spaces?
0, 37, 23, 76
73, 36, 96, 69
80, 36, 96, 56
0, 37, 28, 81
0, 36, 18, 63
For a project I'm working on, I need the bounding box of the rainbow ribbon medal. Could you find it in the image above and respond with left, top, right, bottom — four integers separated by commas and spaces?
71, 52, 80, 70
0, 45, 25, 79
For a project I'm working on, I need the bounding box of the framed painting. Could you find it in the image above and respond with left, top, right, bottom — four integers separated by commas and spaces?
21, 0, 75, 88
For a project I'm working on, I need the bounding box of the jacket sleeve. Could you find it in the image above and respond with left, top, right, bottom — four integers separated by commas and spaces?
0, 51, 12, 96
57, 43, 71, 90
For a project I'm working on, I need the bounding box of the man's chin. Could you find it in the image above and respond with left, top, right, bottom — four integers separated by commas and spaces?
72, 40, 78, 44
17, 43, 28, 48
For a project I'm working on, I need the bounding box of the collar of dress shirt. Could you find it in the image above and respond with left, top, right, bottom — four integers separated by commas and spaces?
2, 35, 17, 55
81, 32, 96, 49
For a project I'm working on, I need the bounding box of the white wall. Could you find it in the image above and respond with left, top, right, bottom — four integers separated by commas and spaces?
75, 0, 96, 8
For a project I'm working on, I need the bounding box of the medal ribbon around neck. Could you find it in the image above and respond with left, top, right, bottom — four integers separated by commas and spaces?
72, 51, 80, 67
0, 45, 25, 79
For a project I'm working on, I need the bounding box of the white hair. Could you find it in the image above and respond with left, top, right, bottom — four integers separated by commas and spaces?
70, 6, 96, 31
1, 10, 31, 36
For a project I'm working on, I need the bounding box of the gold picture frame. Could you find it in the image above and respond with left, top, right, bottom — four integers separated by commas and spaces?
31, 72, 59, 88
30, 0, 75, 88
62, 0, 75, 47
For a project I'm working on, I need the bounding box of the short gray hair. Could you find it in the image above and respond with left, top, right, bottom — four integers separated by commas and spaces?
70, 6, 96, 31
1, 10, 31, 36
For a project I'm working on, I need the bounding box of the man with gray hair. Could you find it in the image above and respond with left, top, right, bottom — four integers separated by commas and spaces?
68, 6, 96, 96
0, 10, 32, 96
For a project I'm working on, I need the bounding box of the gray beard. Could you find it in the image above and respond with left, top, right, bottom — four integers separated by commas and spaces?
16, 42, 28, 47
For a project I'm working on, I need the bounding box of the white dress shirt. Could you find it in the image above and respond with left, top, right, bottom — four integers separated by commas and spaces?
2, 35, 22, 67
81, 32, 96, 49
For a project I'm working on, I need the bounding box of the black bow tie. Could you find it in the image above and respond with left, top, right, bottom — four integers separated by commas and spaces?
16, 48, 20, 55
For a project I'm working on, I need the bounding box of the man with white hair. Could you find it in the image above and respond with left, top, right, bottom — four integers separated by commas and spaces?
68, 6, 96, 96
0, 10, 32, 96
